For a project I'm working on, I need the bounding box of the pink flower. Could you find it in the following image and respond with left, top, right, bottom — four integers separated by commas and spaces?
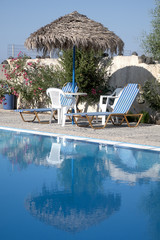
91, 88, 96, 95
30, 81, 32, 84
18, 51, 22, 57
16, 64, 20, 69
23, 72, 27, 76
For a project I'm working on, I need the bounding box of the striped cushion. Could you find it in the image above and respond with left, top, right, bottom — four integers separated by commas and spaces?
61, 82, 78, 106
113, 84, 139, 114
62, 82, 78, 93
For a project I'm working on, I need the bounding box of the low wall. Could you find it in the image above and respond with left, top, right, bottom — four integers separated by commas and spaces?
106, 55, 160, 114
0, 64, 7, 80
109, 55, 160, 88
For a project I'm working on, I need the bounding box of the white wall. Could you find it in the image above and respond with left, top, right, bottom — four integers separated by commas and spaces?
109, 55, 160, 89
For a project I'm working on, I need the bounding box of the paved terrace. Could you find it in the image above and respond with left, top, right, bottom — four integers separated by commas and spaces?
0, 109, 160, 147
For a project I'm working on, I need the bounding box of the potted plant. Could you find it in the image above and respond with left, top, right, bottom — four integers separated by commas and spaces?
0, 83, 17, 110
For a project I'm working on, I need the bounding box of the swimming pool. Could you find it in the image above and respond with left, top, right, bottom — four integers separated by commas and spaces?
0, 127, 160, 240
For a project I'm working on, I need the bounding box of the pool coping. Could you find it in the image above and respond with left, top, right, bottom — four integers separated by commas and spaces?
0, 126, 160, 152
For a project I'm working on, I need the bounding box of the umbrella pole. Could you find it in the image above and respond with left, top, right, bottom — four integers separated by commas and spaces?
72, 46, 76, 124
72, 45, 75, 93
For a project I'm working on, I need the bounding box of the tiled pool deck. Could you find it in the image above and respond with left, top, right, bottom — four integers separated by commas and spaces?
0, 109, 160, 150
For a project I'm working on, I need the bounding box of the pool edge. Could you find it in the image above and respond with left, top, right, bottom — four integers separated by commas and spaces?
0, 126, 160, 152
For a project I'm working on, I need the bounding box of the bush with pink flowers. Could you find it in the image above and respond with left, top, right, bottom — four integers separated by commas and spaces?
0, 52, 59, 108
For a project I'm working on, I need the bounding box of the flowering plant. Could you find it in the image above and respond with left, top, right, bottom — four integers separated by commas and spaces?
0, 52, 59, 108
88, 85, 108, 104
0, 82, 18, 105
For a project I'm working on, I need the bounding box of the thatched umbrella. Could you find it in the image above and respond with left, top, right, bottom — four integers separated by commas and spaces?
25, 11, 124, 91
25, 191, 121, 232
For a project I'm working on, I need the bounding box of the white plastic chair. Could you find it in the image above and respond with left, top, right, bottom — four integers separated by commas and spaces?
99, 88, 123, 125
46, 88, 77, 126
46, 142, 64, 167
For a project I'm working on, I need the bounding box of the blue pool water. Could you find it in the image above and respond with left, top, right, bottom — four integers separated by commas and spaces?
0, 129, 160, 240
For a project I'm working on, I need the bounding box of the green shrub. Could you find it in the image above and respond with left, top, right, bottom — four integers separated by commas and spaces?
56, 48, 112, 104
142, 79, 160, 112
140, 111, 151, 123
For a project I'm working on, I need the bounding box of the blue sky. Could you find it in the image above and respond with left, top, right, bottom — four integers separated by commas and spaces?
0, 0, 155, 63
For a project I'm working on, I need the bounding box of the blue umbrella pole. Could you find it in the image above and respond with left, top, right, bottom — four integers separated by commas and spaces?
72, 46, 76, 124
72, 45, 75, 93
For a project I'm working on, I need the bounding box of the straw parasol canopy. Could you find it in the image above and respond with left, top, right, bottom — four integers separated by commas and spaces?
25, 191, 121, 233
25, 11, 124, 55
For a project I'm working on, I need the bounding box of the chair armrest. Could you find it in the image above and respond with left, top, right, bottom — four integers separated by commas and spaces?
99, 95, 118, 106
65, 95, 75, 100
100, 95, 119, 99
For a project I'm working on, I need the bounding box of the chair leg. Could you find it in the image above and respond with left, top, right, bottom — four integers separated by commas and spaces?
20, 112, 51, 124
102, 116, 106, 125
50, 109, 53, 124
74, 104, 77, 114
110, 115, 125, 126
62, 107, 67, 127
57, 109, 61, 124
20, 112, 37, 122
124, 114, 143, 127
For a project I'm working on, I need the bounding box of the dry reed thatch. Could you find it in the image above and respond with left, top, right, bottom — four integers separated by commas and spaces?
25, 11, 124, 55
25, 192, 120, 232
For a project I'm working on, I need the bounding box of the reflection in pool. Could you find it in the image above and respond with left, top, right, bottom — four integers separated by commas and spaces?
0, 129, 160, 240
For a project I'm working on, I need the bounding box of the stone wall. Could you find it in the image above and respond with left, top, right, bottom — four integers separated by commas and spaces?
106, 55, 160, 115
109, 55, 160, 88
0, 64, 6, 80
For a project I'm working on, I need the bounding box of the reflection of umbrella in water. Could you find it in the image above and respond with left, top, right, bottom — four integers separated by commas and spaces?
25, 190, 121, 233
25, 11, 124, 92
26, 139, 121, 232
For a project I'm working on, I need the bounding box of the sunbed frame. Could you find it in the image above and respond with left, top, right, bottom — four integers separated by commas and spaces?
71, 112, 143, 129
15, 108, 57, 124
66, 84, 143, 130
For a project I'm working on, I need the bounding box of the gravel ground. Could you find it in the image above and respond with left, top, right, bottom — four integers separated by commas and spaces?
0, 109, 160, 147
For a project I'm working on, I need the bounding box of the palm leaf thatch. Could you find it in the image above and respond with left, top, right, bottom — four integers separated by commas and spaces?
25, 192, 121, 232
25, 11, 124, 55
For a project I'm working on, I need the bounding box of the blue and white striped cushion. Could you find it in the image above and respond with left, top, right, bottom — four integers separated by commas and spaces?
62, 82, 78, 93
61, 82, 78, 106
113, 84, 139, 114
